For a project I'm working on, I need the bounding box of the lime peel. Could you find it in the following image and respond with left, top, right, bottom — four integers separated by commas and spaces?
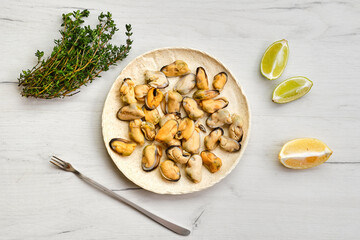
260, 39, 289, 80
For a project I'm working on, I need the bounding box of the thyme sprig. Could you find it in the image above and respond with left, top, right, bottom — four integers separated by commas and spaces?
18, 10, 133, 98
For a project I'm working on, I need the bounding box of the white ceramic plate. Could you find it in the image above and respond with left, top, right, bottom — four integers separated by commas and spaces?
102, 47, 251, 194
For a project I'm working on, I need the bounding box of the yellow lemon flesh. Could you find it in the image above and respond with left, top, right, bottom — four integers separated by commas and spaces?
279, 138, 333, 169
261, 39, 289, 80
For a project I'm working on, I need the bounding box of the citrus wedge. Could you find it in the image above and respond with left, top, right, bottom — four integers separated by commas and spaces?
261, 39, 289, 80
272, 76, 312, 103
279, 138, 333, 169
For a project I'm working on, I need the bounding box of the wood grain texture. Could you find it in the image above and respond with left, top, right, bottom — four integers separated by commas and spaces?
0, 0, 359, 239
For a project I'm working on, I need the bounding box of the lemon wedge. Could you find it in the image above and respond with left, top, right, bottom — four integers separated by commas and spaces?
261, 39, 289, 80
279, 138, 333, 169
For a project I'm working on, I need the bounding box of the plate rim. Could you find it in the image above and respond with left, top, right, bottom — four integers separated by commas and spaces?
102, 46, 252, 194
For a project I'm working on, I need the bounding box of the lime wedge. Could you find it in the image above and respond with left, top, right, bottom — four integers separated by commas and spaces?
261, 39, 289, 80
272, 76, 313, 103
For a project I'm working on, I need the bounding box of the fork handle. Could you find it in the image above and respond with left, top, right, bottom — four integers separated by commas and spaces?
74, 171, 191, 236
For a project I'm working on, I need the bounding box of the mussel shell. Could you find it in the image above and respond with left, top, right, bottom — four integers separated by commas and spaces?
160, 160, 181, 181
142, 144, 162, 171
109, 138, 137, 156
174, 73, 196, 95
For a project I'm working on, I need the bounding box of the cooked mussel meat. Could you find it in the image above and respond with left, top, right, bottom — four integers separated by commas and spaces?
141, 121, 156, 141
163, 90, 183, 114
195, 67, 209, 90
201, 151, 222, 173
174, 73, 196, 95
212, 72, 228, 91
159, 113, 181, 127
144, 70, 169, 89
117, 103, 145, 121
185, 155, 202, 183
143, 107, 160, 126
119, 78, 137, 104
145, 87, 164, 110
160, 160, 181, 181
175, 117, 195, 140
219, 136, 241, 152
229, 113, 243, 142
109, 138, 137, 156
155, 119, 178, 144
160, 60, 190, 77
142, 144, 162, 171
134, 84, 150, 102
204, 127, 224, 151
200, 97, 229, 113
182, 127, 200, 154
193, 89, 220, 101
129, 119, 144, 145
166, 145, 191, 164
182, 97, 204, 120
206, 109, 232, 128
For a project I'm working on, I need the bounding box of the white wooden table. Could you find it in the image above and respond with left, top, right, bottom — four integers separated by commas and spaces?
1, 0, 359, 239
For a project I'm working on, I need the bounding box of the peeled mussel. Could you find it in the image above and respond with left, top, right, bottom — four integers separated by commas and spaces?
159, 113, 181, 127
200, 151, 222, 173
160, 60, 190, 77
144, 70, 169, 89
117, 103, 145, 121
206, 109, 232, 128
185, 155, 202, 183
212, 72, 228, 91
200, 97, 229, 113
195, 122, 206, 133
182, 97, 204, 120
143, 107, 160, 126
195, 67, 209, 90
141, 121, 156, 141
119, 78, 137, 104
129, 119, 144, 145
229, 113, 243, 142
142, 144, 162, 171
219, 136, 241, 152
166, 145, 191, 164
165, 138, 182, 148
174, 73, 196, 95
145, 87, 164, 110
155, 119, 178, 144
204, 127, 224, 151
109, 138, 137, 156
160, 160, 181, 181
175, 117, 195, 140
134, 84, 150, 102
182, 127, 200, 154
162, 90, 183, 114
193, 89, 219, 101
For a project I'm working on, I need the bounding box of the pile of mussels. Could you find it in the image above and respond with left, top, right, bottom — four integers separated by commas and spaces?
109, 60, 243, 183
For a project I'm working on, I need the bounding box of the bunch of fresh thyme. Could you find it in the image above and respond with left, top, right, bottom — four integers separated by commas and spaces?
18, 10, 133, 98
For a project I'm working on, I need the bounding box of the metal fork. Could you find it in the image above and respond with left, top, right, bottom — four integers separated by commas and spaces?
50, 156, 191, 236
